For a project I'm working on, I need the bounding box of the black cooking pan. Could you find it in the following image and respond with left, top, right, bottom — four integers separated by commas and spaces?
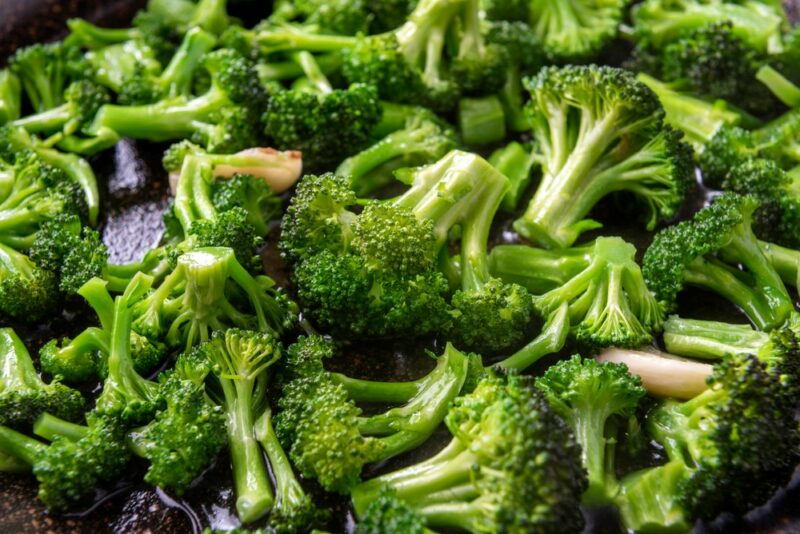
1, 1, 800, 533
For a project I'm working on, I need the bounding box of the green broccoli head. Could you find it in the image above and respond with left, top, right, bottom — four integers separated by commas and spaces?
643, 193, 794, 331
188, 206, 265, 273
263, 83, 381, 172
355, 489, 427, 534
211, 173, 281, 237
0, 243, 58, 321
535, 355, 646, 504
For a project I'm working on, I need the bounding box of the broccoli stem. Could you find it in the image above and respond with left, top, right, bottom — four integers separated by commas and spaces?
0, 327, 42, 392
663, 316, 766, 360
257, 29, 355, 55
489, 142, 536, 213
760, 240, 800, 288
489, 243, 592, 294
175, 155, 215, 232
330, 373, 421, 403
0, 70, 22, 123
497, 302, 569, 370
0, 425, 46, 466
0, 450, 29, 472
33, 413, 88, 442
497, 66, 527, 133
254, 409, 305, 511
13, 104, 72, 133
458, 96, 506, 147
292, 51, 333, 94
756, 65, 800, 108
159, 27, 217, 97
574, 405, 618, 504
35, 147, 100, 226
78, 277, 116, 329
220, 377, 273, 523
372, 103, 421, 138
257, 53, 341, 83
65, 18, 139, 48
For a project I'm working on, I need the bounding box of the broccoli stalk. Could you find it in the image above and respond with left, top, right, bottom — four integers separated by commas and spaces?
277, 337, 473, 493
350, 371, 588, 533
336, 115, 456, 196
535, 355, 646, 505
643, 193, 795, 331
756, 64, 800, 108
201, 328, 281, 523
513, 66, 694, 248
0, 70, 22, 124
489, 141, 537, 213
0, 328, 85, 428
13, 80, 110, 137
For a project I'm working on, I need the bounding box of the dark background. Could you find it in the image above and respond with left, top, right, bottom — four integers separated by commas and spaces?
1, 1, 800, 533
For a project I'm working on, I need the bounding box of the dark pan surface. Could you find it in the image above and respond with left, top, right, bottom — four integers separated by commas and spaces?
2, 2, 800, 533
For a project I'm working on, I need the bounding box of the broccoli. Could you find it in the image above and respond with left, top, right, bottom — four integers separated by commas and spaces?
8, 42, 89, 114
89, 49, 268, 153
282, 151, 531, 348
130, 247, 295, 352
535, 355, 646, 505
488, 140, 537, 212
143, 0, 233, 37
631, 0, 787, 54
128, 371, 226, 495
28, 214, 108, 294
0, 150, 86, 247
350, 370, 588, 533
0, 411, 131, 511
484, 20, 545, 133
197, 328, 281, 523
341, 0, 507, 110
513, 66, 695, 248
0, 125, 100, 225
716, 158, 800, 247
662, 314, 800, 403
336, 114, 456, 196
269, 0, 370, 35
253, 408, 328, 531
263, 51, 382, 172
355, 489, 428, 534
276, 336, 473, 493
643, 193, 795, 331
656, 23, 779, 115
115, 26, 217, 106
0, 328, 85, 429
636, 72, 748, 151
39, 277, 166, 383
0, 241, 58, 321
698, 107, 800, 186
0, 70, 21, 124
457, 95, 507, 147
93, 274, 164, 425
618, 352, 800, 529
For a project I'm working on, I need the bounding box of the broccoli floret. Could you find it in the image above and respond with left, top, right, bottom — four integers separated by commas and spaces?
29, 214, 108, 294
658, 22, 778, 115
662, 314, 800, 404
643, 193, 794, 331
699, 108, 800, 186
0, 328, 85, 429
636, 72, 747, 151
351, 370, 588, 533
89, 49, 268, 153
94, 275, 164, 425
481, 0, 528, 22
189, 208, 264, 272
39, 278, 166, 383
130, 247, 295, 352
281, 151, 515, 341
128, 372, 226, 495
211, 174, 282, 237
270, 0, 370, 35
535, 355, 646, 505
336, 114, 456, 196
8, 42, 89, 113
0, 411, 131, 511
197, 328, 282, 523
514, 66, 695, 248
0, 241, 58, 321
341, 0, 506, 110
718, 158, 800, 247
645, 353, 799, 521
632, 0, 786, 54
0, 70, 22, 124
0, 150, 86, 247
276, 336, 472, 493
0, 125, 100, 225
355, 489, 427, 534
143, 0, 233, 36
